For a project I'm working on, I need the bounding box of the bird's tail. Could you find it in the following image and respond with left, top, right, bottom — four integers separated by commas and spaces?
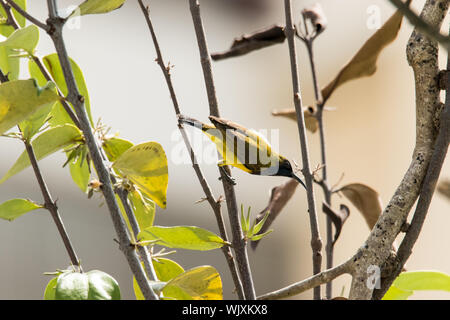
178, 114, 213, 131
291, 173, 307, 190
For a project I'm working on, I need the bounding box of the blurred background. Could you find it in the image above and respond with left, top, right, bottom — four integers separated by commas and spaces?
0, 0, 449, 299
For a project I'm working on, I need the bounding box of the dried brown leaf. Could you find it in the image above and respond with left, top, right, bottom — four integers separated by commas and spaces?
211, 25, 286, 61
321, 7, 406, 103
340, 183, 383, 229
251, 178, 299, 250
322, 202, 350, 245
272, 106, 318, 133
302, 3, 327, 36
437, 179, 450, 200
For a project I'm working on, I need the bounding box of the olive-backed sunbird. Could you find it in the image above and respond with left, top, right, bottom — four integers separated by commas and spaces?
178, 114, 306, 189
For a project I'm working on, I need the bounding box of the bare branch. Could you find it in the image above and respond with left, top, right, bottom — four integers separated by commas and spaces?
137, 0, 244, 300
189, 0, 256, 300
284, 0, 323, 300
373, 29, 450, 299
4, 0, 49, 31
349, 0, 449, 299
388, 0, 450, 50
258, 258, 353, 300
25, 138, 81, 270
45, 0, 158, 300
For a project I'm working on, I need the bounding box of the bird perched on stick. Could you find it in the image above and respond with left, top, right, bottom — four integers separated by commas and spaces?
178, 114, 306, 189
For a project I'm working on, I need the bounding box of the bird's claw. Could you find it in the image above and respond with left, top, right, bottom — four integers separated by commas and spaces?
218, 166, 237, 186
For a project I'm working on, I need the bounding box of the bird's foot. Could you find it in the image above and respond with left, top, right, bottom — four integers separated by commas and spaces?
218, 166, 237, 185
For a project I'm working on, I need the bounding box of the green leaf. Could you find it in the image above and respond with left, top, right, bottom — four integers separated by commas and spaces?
68, 148, 90, 193
240, 204, 249, 233
112, 142, 168, 209
383, 271, 450, 300
0, 46, 19, 80
28, 58, 74, 128
138, 226, 226, 251
34, 53, 93, 126
249, 229, 273, 242
153, 258, 184, 282
0, 0, 26, 37
251, 209, 270, 236
0, 79, 60, 135
163, 266, 223, 300
54, 270, 120, 300
43, 277, 58, 300
0, 198, 42, 221
74, 0, 126, 16
19, 101, 55, 140
102, 137, 133, 162
128, 189, 155, 230
382, 285, 413, 300
0, 125, 83, 184
133, 258, 184, 300
0, 25, 39, 54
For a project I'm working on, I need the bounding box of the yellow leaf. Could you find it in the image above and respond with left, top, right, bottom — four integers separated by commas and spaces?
0, 79, 59, 135
163, 266, 223, 300
112, 142, 168, 209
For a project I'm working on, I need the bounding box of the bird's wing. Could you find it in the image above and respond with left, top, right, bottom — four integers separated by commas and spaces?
209, 116, 271, 149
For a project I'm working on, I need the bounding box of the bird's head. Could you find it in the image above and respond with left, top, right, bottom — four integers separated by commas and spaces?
276, 158, 294, 178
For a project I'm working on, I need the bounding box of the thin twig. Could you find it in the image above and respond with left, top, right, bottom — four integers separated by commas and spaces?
0, 0, 19, 29
115, 187, 158, 282
388, 0, 450, 50
258, 258, 354, 300
188, 0, 256, 300
25, 141, 82, 270
0, 66, 82, 272
4, 0, 49, 31
284, 0, 323, 300
137, 0, 244, 299
45, 0, 158, 300
301, 30, 335, 299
